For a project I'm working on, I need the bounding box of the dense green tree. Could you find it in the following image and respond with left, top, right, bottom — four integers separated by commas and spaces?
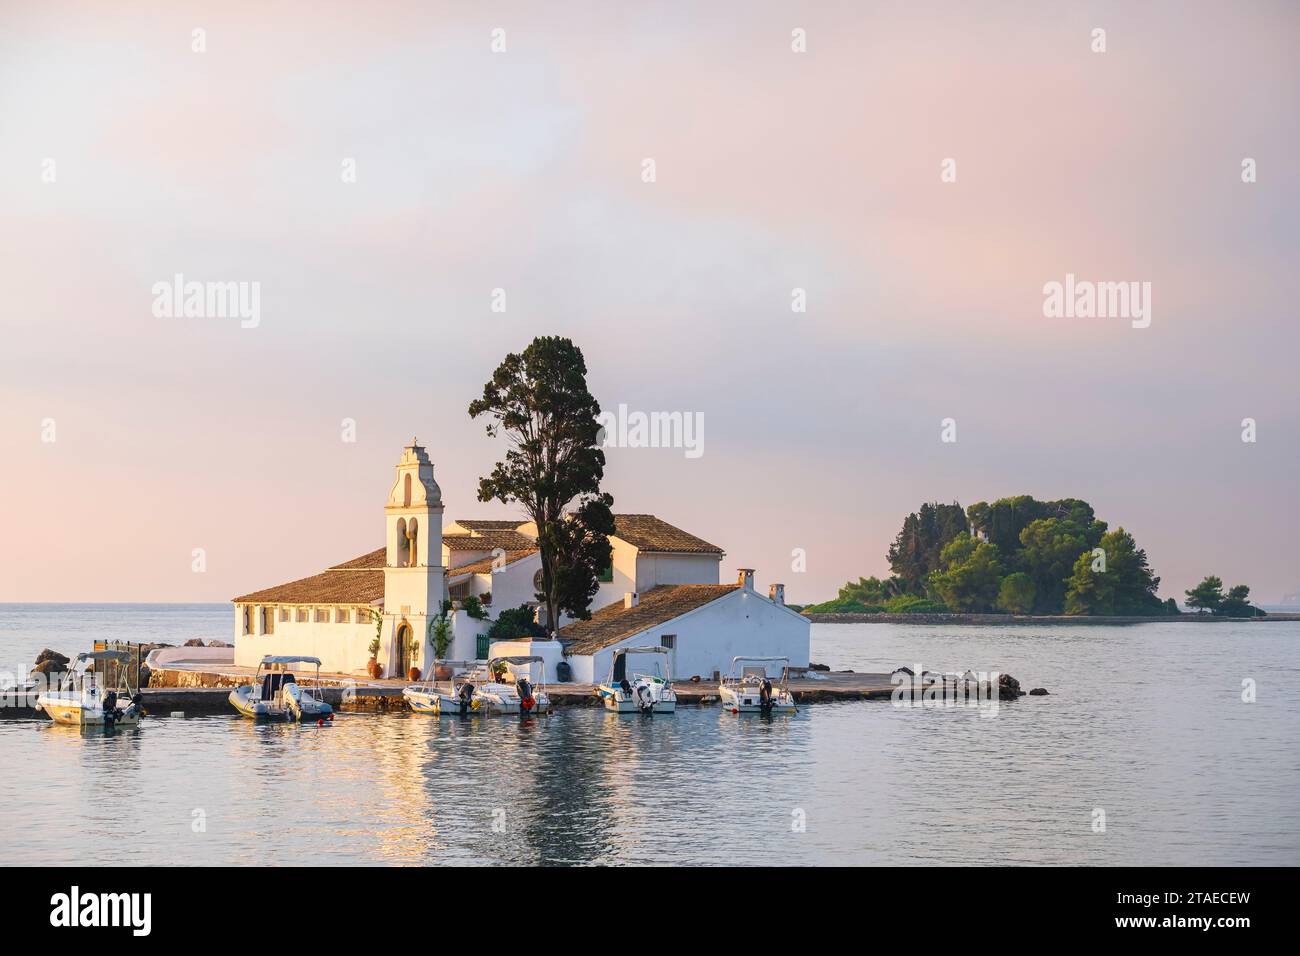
544, 493, 617, 622
1217, 583, 1264, 618
1185, 575, 1224, 614
886, 502, 968, 594
1018, 518, 1088, 613
995, 571, 1037, 614
469, 336, 614, 632
967, 496, 1105, 557
836, 575, 904, 605
927, 536, 1003, 612
1098, 528, 1163, 614
1063, 550, 1114, 615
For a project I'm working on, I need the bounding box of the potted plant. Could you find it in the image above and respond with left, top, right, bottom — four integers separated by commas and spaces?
367, 609, 383, 678
429, 609, 453, 681
407, 630, 422, 682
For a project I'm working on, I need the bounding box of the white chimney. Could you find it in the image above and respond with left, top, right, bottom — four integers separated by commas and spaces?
737, 569, 754, 590
624, 592, 639, 609
769, 583, 785, 605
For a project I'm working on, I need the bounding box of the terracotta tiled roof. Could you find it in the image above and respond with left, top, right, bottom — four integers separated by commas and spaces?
328, 548, 386, 570
613, 514, 724, 554
559, 584, 739, 655
443, 529, 537, 551
452, 519, 527, 532
448, 548, 539, 578
232, 569, 385, 605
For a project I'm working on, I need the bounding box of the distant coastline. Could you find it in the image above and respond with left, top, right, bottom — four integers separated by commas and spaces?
803, 611, 1300, 625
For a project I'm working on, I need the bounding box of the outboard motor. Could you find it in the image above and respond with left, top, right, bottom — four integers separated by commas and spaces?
635, 682, 655, 714
457, 681, 475, 714
102, 689, 118, 725
516, 678, 536, 713
759, 679, 774, 716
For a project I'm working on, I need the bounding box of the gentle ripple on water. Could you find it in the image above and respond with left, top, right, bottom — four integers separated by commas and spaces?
1, 608, 1297, 865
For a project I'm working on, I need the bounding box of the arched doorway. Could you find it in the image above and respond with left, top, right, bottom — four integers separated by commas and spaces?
395, 622, 412, 678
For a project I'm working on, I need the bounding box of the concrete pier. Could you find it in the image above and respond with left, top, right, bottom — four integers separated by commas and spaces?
2, 671, 918, 718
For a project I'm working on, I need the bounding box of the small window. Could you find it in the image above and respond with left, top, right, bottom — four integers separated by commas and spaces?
242, 607, 251, 635
279, 608, 290, 622
660, 635, 676, 650
296, 608, 309, 623
315, 607, 330, 623
336, 608, 351, 624
598, 563, 613, 583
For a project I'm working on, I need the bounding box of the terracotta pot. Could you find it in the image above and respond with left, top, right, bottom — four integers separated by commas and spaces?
408, 667, 421, 682
433, 663, 453, 681
367, 658, 380, 679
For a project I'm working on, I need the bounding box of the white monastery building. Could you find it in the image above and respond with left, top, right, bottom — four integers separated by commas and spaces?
232, 440, 809, 682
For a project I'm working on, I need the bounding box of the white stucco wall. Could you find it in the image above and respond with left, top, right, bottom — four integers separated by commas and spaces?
567, 588, 810, 684
482, 552, 542, 615
450, 610, 493, 662
590, 544, 722, 613
635, 553, 721, 592
487, 639, 564, 682
234, 606, 378, 675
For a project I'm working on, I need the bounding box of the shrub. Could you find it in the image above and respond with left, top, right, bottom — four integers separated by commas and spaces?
487, 605, 547, 642
798, 599, 884, 615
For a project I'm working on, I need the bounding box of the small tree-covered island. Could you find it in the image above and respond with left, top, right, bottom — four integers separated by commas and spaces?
803, 496, 1266, 619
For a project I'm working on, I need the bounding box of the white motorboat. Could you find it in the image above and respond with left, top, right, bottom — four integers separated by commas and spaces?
403, 661, 484, 716
596, 645, 678, 714
229, 655, 334, 721
476, 656, 551, 715
719, 656, 797, 715
35, 650, 144, 728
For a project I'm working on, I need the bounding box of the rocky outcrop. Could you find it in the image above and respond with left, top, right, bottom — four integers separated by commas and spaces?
30, 649, 69, 679
206, 640, 230, 648
998, 673, 1024, 700
183, 638, 207, 647
1029, 687, 1049, 696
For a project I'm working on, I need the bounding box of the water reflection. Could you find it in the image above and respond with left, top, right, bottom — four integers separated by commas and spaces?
3, 620, 1298, 866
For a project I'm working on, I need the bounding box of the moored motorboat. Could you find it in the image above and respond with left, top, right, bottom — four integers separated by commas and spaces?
35, 650, 144, 728
719, 656, 797, 715
596, 646, 678, 714
476, 656, 551, 715
403, 662, 483, 715
229, 655, 334, 721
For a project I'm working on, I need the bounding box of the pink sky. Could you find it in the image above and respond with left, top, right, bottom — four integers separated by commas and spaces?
1, 1, 1297, 604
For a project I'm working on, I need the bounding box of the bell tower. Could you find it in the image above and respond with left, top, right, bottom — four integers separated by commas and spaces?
382, 439, 445, 619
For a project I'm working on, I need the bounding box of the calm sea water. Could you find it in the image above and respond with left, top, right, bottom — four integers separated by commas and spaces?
1, 604, 1297, 866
